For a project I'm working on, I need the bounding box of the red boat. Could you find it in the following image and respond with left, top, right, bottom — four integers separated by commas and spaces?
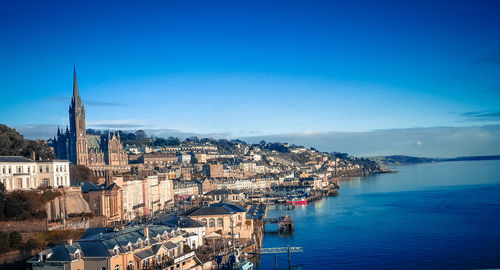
286, 198, 308, 205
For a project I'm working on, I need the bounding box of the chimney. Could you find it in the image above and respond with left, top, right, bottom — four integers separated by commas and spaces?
31, 151, 36, 161
68, 239, 73, 245
144, 225, 149, 239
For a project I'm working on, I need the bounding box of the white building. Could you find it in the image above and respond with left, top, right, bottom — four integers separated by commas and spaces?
0, 156, 70, 191
117, 175, 174, 221
178, 153, 192, 163
0, 156, 38, 191
36, 160, 70, 187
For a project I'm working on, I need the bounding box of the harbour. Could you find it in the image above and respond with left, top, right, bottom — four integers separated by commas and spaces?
256, 160, 500, 269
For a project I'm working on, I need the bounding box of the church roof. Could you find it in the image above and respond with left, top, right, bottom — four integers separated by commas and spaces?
87, 135, 102, 149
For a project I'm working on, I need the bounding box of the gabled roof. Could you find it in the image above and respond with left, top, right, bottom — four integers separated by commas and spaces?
0, 156, 34, 162
81, 228, 114, 239
135, 248, 155, 260
205, 189, 243, 195
81, 182, 101, 193
162, 216, 204, 228
164, 241, 177, 249
77, 241, 110, 257
31, 224, 185, 263
80, 182, 120, 193
185, 203, 247, 217
211, 203, 247, 213
151, 243, 166, 254
36, 244, 81, 262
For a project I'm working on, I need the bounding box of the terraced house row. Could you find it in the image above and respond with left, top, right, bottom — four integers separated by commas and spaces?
28, 225, 202, 270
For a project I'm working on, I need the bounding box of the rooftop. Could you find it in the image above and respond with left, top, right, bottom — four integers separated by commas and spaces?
184, 203, 247, 217
0, 156, 34, 162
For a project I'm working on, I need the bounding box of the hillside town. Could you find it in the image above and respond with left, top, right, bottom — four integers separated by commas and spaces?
0, 69, 385, 269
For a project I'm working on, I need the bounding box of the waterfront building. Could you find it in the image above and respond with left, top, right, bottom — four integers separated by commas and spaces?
162, 216, 206, 247
184, 203, 253, 240
204, 189, 245, 203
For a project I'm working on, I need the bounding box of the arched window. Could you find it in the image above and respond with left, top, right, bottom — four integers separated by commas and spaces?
201, 218, 207, 227
127, 261, 134, 270
217, 217, 224, 227
209, 218, 215, 228
114, 265, 120, 270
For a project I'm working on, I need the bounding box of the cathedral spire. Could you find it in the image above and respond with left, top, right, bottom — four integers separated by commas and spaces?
73, 65, 80, 100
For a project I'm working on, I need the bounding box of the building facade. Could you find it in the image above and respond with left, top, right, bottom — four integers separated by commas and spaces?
54, 67, 129, 173
0, 157, 70, 191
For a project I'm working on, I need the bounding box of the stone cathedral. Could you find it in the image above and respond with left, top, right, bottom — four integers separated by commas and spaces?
54, 67, 129, 176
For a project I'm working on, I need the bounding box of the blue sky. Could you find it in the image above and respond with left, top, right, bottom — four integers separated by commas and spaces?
1, 0, 500, 157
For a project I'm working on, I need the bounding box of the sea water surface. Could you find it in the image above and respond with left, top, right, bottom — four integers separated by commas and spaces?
258, 160, 500, 269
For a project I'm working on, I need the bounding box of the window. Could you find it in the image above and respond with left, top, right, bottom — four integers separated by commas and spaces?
238, 214, 241, 220
127, 261, 134, 270
217, 217, 224, 227
2, 167, 5, 174
114, 265, 120, 270
200, 218, 207, 227
39, 167, 42, 173
46, 166, 49, 173
209, 218, 215, 228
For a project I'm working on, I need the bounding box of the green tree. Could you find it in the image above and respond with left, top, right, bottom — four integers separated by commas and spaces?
21, 139, 55, 160
70, 165, 97, 184
0, 124, 26, 156
135, 130, 147, 140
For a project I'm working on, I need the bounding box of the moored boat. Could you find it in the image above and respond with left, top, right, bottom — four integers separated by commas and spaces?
286, 198, 308, 205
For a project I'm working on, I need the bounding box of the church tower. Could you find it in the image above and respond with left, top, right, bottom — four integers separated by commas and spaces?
68, 66, 88, 165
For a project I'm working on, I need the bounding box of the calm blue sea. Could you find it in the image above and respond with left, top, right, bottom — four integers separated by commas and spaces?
257, 160, 500, 270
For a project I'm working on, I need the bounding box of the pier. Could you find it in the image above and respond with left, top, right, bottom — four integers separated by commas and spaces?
263, 215, 294, 234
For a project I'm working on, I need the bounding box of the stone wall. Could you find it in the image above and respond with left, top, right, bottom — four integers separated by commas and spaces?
46, 186, 91, 221
0, 250, 37, 264
0, 219, 48, 233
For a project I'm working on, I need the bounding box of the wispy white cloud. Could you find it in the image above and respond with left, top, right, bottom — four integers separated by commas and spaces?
46, 96, 128, 107
241, 125, 500, 158
461, 111, 500, 121
12, 122, 500, 158
87, 119, 149, 129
